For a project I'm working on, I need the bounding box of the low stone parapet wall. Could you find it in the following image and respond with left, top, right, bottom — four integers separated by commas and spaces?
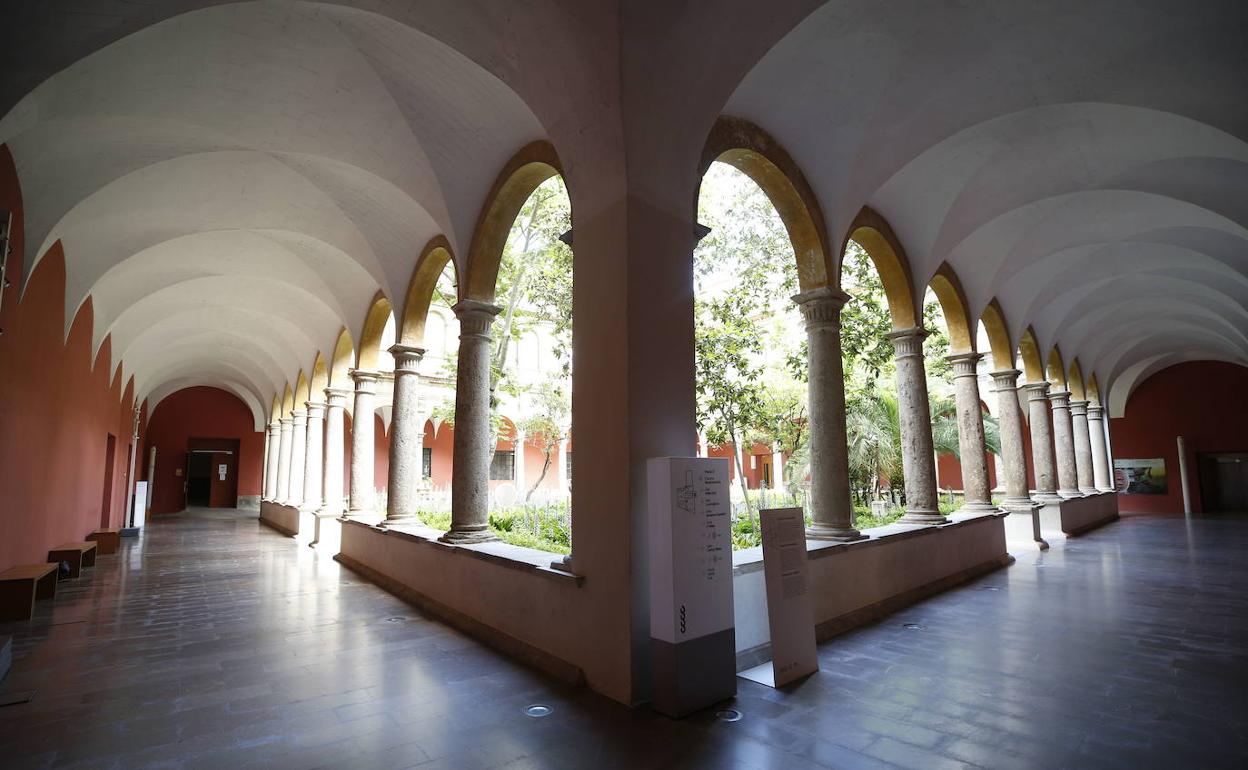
1040, 491, 1119, 538
732, 511, 1011, 670
259, 501, 300, 537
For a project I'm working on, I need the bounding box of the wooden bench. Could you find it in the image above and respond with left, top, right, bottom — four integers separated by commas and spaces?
87, 528, 121, 555
47, 542, 97, 579
0, 563, 58, 621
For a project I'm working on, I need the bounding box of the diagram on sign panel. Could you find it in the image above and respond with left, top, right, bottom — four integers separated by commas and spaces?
676, 470, 698, 513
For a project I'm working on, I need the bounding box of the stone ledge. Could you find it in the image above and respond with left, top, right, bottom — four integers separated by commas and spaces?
259, 501, 299, 537
1040, 491, 1119, 537
334, 552, 586, 689
342, 519, 583, 586
732, 510, 1008, 576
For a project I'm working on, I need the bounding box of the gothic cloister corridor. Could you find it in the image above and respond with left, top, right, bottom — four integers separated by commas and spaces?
1, 514, 1244, 770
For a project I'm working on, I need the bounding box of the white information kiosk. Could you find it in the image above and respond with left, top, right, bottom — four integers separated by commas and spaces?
648, 457, 736, 717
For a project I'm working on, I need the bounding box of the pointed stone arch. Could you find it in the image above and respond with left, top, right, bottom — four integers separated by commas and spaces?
329, 328, 355, 388
280, 383, 294, 418
928, 262, 976, 353
309, 352, 330, 402
844, 207, 920, 330
1087, 372, 1102, 405
292, 370, 309, 408
357, 292, 394, 370
699, 115, 831, 291
1018, 327, 1046, 383
464, 141, 564, 302
1046, 346, 1068, 389
270, 394, 281, 423
1068, 359, 1087, 400
401, 235, 459, 346
980, 298, 1015, 370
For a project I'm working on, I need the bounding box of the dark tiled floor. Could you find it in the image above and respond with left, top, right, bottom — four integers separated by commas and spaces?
1, 510, 1246, 769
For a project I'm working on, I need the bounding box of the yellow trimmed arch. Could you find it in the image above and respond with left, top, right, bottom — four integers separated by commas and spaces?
309, 352, 329, 402
270, 394, 281, 423
401, 236, 458, 346
845, 208, 920, 330
1087, 373, 1102, 405
700, 116, 831, 290
292, 370, 309, 408
1046, 347, 1067, 389
1068, 359, 1087, 400
980, 298, 1014, 370
927, 263, 976, 353
329, 328, 354, 388
1018, 327, 1045, 383
357, 292, 393, 370
280, 383, 294, 419
465, 141, 563, 302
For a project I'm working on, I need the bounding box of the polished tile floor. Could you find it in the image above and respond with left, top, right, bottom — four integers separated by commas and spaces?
1, 509, 1245, 769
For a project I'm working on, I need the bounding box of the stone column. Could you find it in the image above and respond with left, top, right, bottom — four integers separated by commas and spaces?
348, 370, 379, 516
793, 288, 861, 540
948, 352, 995, 511
557, 438, 569, 492
276, 417, 293, 503
384, 344, 425, 524
771, 445, 786, 494
1070, 400, 1097, 493
443, 300, 503, 543
1049, 389, 1080, 497
321, 387, 350, 516
302, 401, 325, 510
1023, 382, 1060, 501
286, 409, 307, 508
1088, 404, 1112, 491
990, 370, 1035, 509
513, 428, 527, 499
264, 421, 281, 499
697, 433, 709, 458
888, 326, 945, 524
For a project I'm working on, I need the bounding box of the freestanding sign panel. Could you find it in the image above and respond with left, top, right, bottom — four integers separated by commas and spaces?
648, 457, 735, 717
756, 507, 818, 687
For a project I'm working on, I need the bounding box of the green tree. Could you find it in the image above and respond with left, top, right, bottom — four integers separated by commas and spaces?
517, 377, 571, 502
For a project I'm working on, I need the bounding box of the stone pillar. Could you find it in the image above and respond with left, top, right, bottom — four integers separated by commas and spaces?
276, 417, 293, 503
443, 300, 503, 543
348, 370, 379, 516
771, 445, 786, 494
1049, 389, 1080, 498
321, 388, 350, 516
1023, 382, 1061, 501
302, 401, 325, 510
990, 370, 1035, 509
557, 438, 569, 492
1088, 404, 1112, 491
888, 326, 944, 524
513, 428, 527, 499
286, 409, 307, 509
1070, 400, 1097, 493
947, 352, 995, 511
697, 433, 709, 458
384, 345, 425, 524
793, 288, 861, 540
264, 421, 280, 499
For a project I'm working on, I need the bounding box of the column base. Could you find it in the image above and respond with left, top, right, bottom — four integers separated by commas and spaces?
1001, 496, 1039, 512
380, 513, 419, 527
439, 528, 498, 545
806, 523, 866, 542
900, 509, 948, 525
1033, 491, 1063, 503
1058, 489, 1083, 499
1094, 486, 1116, 493
1078, 486, 1099, 495
958, 501, 1000, 513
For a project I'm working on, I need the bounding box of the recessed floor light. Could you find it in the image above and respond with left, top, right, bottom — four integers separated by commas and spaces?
525, 704, 552, 717
716, 709, 742, 722
903, 623, 926, 631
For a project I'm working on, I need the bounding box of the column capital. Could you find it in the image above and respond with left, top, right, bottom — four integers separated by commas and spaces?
989, 368, 1022, 391
1021, 381, 1051, 401
946, 351, 984, 378
1087, 404, 1105, 420
452, 299, 503, 338
305, 400, 326, 416
791, 287, 850, 329
279, 416, 293, 427
291, 408, 307, 422
388, 343, 426, 372
268, 421, 281, 433
1047, 389, 1072, 407
1069, 399, 1090, 416
324, 387, 351, 407
886, 326, 928, 358
350, 369, 380, 393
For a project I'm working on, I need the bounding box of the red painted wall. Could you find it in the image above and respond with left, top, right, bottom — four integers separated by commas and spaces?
0, 145, 139, 569
142, 387, 263, 515
1110, 361, 1248, 514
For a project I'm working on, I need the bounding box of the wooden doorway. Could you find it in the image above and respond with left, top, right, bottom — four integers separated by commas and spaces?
100, 433, 117, 528
186, 438, 240, 508
1197, 453, 1248, 513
